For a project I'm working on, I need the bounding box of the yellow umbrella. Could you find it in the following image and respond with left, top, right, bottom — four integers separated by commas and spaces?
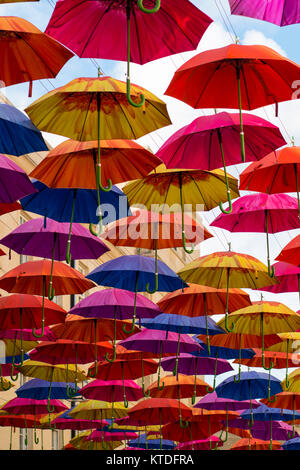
217, 301, 300, 388
3, 339, 37, 356
123, 164, 239, 254
16, 359, 87, 383
178, 249, 277, 332
282, 369, 300, 393
25, 76, 171, 241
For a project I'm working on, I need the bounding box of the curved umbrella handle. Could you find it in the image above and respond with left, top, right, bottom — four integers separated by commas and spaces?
0, 376, 11, 391
141, 354, 151, 398
89, 222, 101, 237
33, 277, 45, 338
138, 0, 161, 13
105, 348, 116, 363
48, 414, 56, 431
47, 381, 55, 413
145, 272, 158, 294
96, 162, 112, 193
48, 281, 55, 302
268, 261, 275, 278
34, 428, 39, 445
179, 415, 189, 429
10, 359, 19, 382
234, 334, 242, 383
65, 242, 72, 265
88, 361, 98, 378
126, 78, 145, 108
123, 273, 139, 334
182, 231, 194, 254
219, 194, 233, 215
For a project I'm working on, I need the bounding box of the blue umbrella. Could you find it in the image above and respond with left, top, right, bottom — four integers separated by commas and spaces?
20, 180, 131, 263
282, 437, 300, 450
241, 404, 300, 449
0, 104, 48, 156
129, 434, 175, 450
141, 313, 226, 377
86, 255, 188, 335
215, 371, 283, 426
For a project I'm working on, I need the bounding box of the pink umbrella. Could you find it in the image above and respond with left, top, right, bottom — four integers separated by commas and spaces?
79, 379, 144, 409
229, 0, 300, 26
45, 0, 212, 106
156, 112, 285, 214
84, 430, 138, 442
261, 261, 300, 303
211, 193, 300, 277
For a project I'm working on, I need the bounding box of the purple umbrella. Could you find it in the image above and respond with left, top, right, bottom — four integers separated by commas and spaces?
156, 112, 286, 213
211, 192, 300, 277
119, 329, 202, 392
161, 354, 233, 403
229, 0, 300, 26
69, 288, 161, 377
0, 217, 109, 305
228, 417, 299, 441
0, 154, 36, 203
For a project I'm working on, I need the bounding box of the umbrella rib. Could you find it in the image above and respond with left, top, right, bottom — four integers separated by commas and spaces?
111, 94, 136, 138
194, 63, 223, 109
79, 93, 95, 141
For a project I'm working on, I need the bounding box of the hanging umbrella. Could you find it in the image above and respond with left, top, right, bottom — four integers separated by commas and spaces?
0, 16, 73, 96
0, 260, 94, 340
86, 255, 187, 332
229, 0, 300, 26
177, 249, 277, 332
128, 435, 175, 450
231, 437, 282, 450
211, 193, 300, 276
156, 112, 285, 212
260, 262, 300, 306
177, 437, 223, 450
79, 379, 143, 410
0, 293, 66, 373
165, 43, 300, 161
0, 201, 21, 217
25, 76, 171, 234
228, 417, 298, 441
0, 217, 109, 293
123, 165, 239, 253
281, 369, 300, 394
30, 139, 162, 189
141, 313, 225, 376
68, 430, 122, 450
0, 103, 48, 156
215, 371, 283, 425
282, 437, 300, 450
0, 154, 36, 203
44, 409, 108, 431
119, 329, 201, 391
158, 285, 251, 353
276, 236, 300, 271
45, 0, 212, 106
100, 209, 212, 261
261, 392, 300, 439
17, 360, 87, 388
240, 404, 300, 449
0, 413, 43, 450
239, 146, 300, 218
0, 327, 55, 342
217, 301, 300, 379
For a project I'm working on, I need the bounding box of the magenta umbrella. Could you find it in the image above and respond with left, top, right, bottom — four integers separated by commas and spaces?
69, 288, 161, 370
229, 0, 300, 26
261, 262, 300, 304
45, 0, 212, 107
156, 112, 286, 214
84, 429, 138, 443
79, 379, 144, 409
211, 193, 300, 277
119, 329, 202, 392
0, 217, 109, 302
0, 154, 36, 203
0, 327, 55, 342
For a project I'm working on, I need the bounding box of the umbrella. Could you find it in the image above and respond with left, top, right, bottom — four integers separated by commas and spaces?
45, 409, 108, 432
260, 262, 300, 305
25, 76, 171, 234
30, 139, 162, 189
165, 43, 300, 161
86, 255, 187, 332
0, 293, 66, 373
229, 0, 300, 26
0, 154, 36, 203
0, 16, 73, 96
0, 103, 48, 156
276, 236, 300, 271
217, 301, 300, 379
231, 437, 282, 450
176, 437, 223, 450
177, 249, 277, 332
119, 329, 201, 391
157, 112, 285, 211
0, 201, 21, 217
45, 0, 212, 105
141, 313, 225, 376
215, 371, 283, 424
282, 437, 300, 450
79, 379, 143, 410
239, 146, 300, 217
228, 417, 297, 441
100, 209, 212, 265
17, 359, 87, 385
211, 192, 300, 276
241, 404, 300, 449
262, 392, 300, 439
128, 434, 175, 450
123, 164, 239, 253
0, 260, 94, 338
0, 217, 109, 293
158, 285, 251, 353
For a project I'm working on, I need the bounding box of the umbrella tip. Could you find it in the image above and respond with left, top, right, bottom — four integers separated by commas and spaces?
292, 136, 295, 146
228, 242, 231, 252
98, 67, 104, 78
235, 36, 240, 44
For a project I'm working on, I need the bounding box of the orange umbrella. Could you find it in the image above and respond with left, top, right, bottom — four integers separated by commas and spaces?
30, 139, 162, 189
0, 260, 94, 337
0, 17, 73, 96
231, 437, 282, 450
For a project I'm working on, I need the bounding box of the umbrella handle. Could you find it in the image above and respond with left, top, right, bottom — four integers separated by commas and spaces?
105, 348, 116, 363
138, 0, 161, 13
48, 413, 56, 431
34, 421, 39, 445
142, 382, 151, 398
219, 193, 233, 215
48, 281, 55, 301
33, 277, 45, 338
157, 342, 165, 391
126, 78, 145, 108
123, 273, 139, 334
10, 358, 19, 382
89, 222, 101, 237
268, 262, 275, 278
207, 352, 218, 393
141, 355, 151, 397
182, 231, 194, 254
96, 162, 112, 193
179, 176, 194, 255
179, 415, 189, 429
233, 334, 242, 383
145, 272, 158, 294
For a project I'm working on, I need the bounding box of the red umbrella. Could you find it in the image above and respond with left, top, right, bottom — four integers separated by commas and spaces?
165, 43, 300, 161
79, 379, 143, 409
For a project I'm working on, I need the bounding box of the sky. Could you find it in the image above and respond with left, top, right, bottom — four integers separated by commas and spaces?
3, 0, 300, 385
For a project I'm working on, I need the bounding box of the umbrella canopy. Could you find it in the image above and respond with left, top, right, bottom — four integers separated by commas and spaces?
141, 314, 225, 336
260, 262, 300, 300
147, 374, 212, 399
228, 417, 297, 441
276, 235, 300, 268
79, 379, 143, 408
282, 437, 300, 450
161, 354, 233, 376
0, 16, 73, 94
128, 435, 175, 450
0, 154, 36, 203
0, 201, 21, 217
2, 397, 68, 415
30, 139, 162, 188
231, 437, 282, 450
0, 103, 48, 156
68, 400, 129, 421
177, 437, 223, 450
128, 398, 192, 425
229, 0, 300, 26
195, 392, 261, 411
88, 358, 158, 381
16, 379, 79, 400
16, 360, 87, 383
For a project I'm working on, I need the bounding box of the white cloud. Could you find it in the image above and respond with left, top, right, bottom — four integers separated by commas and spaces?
242, 30, 287, 56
